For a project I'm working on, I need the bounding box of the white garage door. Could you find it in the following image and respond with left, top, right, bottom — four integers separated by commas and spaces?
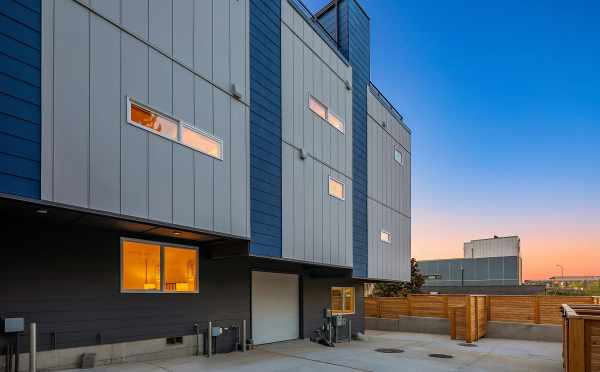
251, 271, 299, 345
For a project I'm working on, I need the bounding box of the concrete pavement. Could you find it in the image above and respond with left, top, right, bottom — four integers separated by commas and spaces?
58, 331, 562, 372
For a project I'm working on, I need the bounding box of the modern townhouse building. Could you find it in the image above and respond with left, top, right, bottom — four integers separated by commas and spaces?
0, 0, 411, 368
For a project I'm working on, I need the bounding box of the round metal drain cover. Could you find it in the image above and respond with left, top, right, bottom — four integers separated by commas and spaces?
429, 353, 454, 359
374, 348, 404, 354
458, 343, 477, 347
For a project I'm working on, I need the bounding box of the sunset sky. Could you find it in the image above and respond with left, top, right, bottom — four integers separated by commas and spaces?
305, 0, 600, 279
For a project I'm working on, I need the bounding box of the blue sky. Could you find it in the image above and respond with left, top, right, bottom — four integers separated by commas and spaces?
304, 0, 600, 278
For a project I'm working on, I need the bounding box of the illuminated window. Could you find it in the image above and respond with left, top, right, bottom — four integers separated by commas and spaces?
308, 95, 345, 133
121, 239, 198, 293
380, 230, 391, 244
331, 287, 355, 315
180, 125, 222, 160
394, 148, 403, 165
308, 95, 327, 120
327, 111, 344, 133
128, 101, 178, 141
328, 177, 345, 200
164, 246, 198, 292
127, 97, 223, 160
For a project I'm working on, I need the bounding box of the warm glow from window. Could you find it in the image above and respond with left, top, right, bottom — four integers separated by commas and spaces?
164, 246, 197, 292
130, 103, 178, 140
394, 149, 403, 165
121, 239, 198, 293
327, 111, 344, 133
308, 96, 327, 120
331, 287, 355, 315
328, 177, 345, 200
180, 126, 222, 159
122, 241, 161, 291
381, 230, 391, 243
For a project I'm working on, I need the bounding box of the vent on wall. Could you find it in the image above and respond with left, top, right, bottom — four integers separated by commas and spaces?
166, 336, 183, 345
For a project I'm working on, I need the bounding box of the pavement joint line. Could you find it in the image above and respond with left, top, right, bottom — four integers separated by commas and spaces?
258, 348, 374, 372
142, 360, 175, 372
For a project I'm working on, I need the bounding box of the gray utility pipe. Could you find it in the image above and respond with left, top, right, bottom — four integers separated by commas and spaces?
207, 321, 212, 358
29, 323, 37, 372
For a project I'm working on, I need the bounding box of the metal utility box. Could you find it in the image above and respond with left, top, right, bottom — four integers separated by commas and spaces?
3, 317, 25, 333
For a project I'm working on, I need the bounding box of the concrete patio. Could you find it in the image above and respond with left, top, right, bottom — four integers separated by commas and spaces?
59, 331, 562, 372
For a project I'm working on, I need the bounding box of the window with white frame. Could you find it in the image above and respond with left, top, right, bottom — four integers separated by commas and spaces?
127, 97, 223, 160
380, 230, 392, 243
308, 95, 344, 133
394, 148, 403, 165
328, 177, 345, 200
121, 238, 199, 293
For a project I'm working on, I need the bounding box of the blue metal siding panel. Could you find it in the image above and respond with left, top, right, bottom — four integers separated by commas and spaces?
347, 0, 370, 278
249, 0, 282, 257
0, 0, 41, 199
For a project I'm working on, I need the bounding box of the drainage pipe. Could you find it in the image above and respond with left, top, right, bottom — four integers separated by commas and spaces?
194, 323, 200, 356
29, 323, 37, 372
207, 321, 212, 358
242, 320, 246, 352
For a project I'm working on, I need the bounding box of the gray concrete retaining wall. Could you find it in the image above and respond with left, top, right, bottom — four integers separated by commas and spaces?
365, 317, 450, 335
486, 321, 562, 342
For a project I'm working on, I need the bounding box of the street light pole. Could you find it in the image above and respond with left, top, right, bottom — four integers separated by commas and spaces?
556, 264, 564, 278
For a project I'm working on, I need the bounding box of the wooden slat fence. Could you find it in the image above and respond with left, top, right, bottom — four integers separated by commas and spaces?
561, 304, 600, 371
367, 295, 600, 326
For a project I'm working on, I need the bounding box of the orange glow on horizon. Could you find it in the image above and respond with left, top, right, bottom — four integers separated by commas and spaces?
412, 211, 600, 281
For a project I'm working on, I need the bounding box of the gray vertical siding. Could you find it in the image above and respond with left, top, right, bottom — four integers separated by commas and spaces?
419, 256, 521, 287
280, 0, 353, 268
41, 0, 250, 238
366, 87, 411, 281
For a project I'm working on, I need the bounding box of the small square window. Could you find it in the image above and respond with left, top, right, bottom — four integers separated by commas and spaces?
331, 287, 355, 315
308, 96, 327, 120
380, 230, 391, 243
328, 177, 345, 200
394, 148, 403, 165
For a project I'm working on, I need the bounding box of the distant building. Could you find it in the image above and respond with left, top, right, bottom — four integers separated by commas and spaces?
419, 256, 522, 287
419, 235, 523, 287
464, 235, 520, 259
549, 276, 600, 283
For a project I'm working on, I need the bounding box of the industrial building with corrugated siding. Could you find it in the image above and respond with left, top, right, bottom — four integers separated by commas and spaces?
0, 0, 411, 368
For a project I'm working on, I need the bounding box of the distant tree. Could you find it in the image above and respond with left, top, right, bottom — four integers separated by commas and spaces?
373, 258, 425, 297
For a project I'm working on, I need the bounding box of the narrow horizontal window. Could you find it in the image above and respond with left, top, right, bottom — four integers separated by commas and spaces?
331, 287, 355, 315
328, 177, 345, 200
394, 148, 403, 165
308, 95, 327, 120
180, 125, 223, 160
380, 230, 392, 244
121, 239, 198, 294
327, 111, 344, 133
129, 101, 178, 141
127, 97, 223, 160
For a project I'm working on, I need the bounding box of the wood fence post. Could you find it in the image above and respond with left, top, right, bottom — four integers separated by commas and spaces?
449, 307, 456, 340
474, 297, 479, 342
407, 295, 412, 316
567, 318, 585, 372
377, 300, 382, 318
444, 296, 449, 318
485, 296, 491, 321
465, 295, 472, 343
534, 296, 541, 324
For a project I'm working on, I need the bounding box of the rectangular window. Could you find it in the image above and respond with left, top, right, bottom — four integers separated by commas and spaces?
128, 101, 178, 141
127, 97, 223, 160
308, 95, 345, 133
331, 287, 355, 315
308, 95, 327, 120
328, 177, 345, 200
327, 111, 344, 133
380, 230, 392, 243
121, 239, 198, 293
180, 125, 222, 160
394, 148, 403, 165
